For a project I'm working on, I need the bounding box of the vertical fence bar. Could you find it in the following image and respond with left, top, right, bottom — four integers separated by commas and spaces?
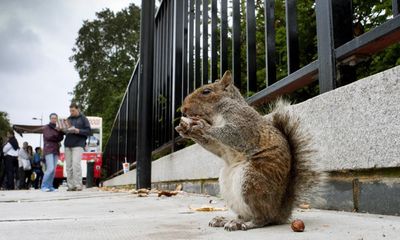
127, 65, 139, 163
160, 4, 166, 147
285, 0, 299, 73
316, 0, 336, 93
167, 1, 173, 145
393, 0, 400, 16
183, 0, 189, 98
220, 0, 228, 77
155, 19, 161, 149
116, 115, 120, 171
232, 0, 241, 89
211, 0, 218, 82
172, 0, 184, 152
189, 0, 195, 92
153, 20, 159, 149
136, 0, 154, 189
202, 0, 209, 84
163, 1, 170, 146
195, 0, 201, 87
264, 0, 276, 85
246, 0, 257, 93
124, 97, 128, 159
332, 0, 356, 87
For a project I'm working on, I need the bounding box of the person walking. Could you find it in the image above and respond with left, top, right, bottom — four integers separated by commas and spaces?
32, 147, 44, 189
64, 103, 91, 191
2, 131, 19, 190
41, 113, 64, 192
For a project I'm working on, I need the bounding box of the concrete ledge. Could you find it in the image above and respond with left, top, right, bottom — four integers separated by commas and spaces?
103, 144, 221, 187
292, 65, 400, 170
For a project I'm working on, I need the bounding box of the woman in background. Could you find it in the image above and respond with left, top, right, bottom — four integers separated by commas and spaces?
41, 113, 64, 192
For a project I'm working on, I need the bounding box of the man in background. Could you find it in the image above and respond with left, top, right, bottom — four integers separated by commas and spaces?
64, 103, 91, 191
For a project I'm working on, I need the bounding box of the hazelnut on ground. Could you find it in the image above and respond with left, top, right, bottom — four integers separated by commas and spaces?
291, 219, 305, 232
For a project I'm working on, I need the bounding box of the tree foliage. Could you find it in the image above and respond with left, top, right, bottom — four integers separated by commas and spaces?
0, 112, 12, 143
70, 4, 141, 146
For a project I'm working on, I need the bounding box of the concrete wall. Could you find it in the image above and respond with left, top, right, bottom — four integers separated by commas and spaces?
292, 66, 400, 171
103, 144, 222, 186
103, 66, 400, 215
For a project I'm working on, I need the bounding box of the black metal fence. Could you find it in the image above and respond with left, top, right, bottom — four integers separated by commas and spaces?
103, 0, 400, 183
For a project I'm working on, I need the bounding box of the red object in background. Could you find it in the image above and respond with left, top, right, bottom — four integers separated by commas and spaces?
55, 152, 102, 179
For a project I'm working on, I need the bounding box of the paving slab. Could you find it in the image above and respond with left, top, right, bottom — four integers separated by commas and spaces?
0, 188, 399, 240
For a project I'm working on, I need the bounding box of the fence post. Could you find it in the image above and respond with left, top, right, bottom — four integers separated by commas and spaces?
285, 0, 299, 74
246, 0, 257, 94
136, 0, 155, 189
316, 0, 336, 93
211, 0, 218, 82
220, 0, 228, 77
172, 0, 184, 152
232, 0, 241, 90
264, 0, 276, 85
393, 0, 400, 16
202, 0, 209, 84
332, 0, 356, 87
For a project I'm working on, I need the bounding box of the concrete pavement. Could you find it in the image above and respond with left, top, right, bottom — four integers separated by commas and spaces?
0, 188, 399, 240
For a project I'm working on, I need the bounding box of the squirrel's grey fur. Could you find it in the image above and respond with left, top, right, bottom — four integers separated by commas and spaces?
176, 71, 319, 231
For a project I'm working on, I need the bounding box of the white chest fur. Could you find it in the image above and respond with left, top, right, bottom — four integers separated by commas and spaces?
219, 162, 253, 220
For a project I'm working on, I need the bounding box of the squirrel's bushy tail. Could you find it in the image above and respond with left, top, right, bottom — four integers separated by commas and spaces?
270, 99, 320, 219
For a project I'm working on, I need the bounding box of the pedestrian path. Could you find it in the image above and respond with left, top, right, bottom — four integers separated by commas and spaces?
0, 188, 398, 240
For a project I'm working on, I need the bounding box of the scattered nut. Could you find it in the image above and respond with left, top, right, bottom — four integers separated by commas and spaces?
291, 219, 305, 232
137, 188, 150, 194
129, 189, 138, 194
299, 203, 310, 209
138, 193, 148, 197
158, 190, 178, 197
175, 184, 183, 191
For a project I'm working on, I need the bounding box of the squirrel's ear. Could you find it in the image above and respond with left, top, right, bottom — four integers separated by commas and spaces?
220, 70, 232, 88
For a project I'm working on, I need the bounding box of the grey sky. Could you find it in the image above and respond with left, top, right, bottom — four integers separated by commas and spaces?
0, 0, 141, 147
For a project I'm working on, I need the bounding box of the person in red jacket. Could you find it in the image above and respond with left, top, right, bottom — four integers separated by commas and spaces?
41, 113, 64, 192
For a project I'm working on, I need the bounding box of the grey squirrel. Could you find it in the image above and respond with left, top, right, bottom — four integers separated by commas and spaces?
175, 71, 319, 231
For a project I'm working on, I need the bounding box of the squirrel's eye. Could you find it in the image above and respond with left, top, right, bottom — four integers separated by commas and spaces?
202, 88, 212, 95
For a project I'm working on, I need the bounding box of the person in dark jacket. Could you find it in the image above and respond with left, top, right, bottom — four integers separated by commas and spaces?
41, 113, 64, 192
2, 131, 19, 190
64, 103, 91, 191
32, 147, 44, 189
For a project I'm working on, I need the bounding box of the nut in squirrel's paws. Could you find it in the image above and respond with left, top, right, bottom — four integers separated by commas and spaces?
180, 116, 193, 125
175, 116, 206, 138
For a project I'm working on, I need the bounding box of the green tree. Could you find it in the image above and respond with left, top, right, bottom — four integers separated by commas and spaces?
0, 112, 12, 142
70, 3, 141, 146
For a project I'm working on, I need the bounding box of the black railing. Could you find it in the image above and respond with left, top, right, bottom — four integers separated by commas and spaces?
103, 0, 400, 183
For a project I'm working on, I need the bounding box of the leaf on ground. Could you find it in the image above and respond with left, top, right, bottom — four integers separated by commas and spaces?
189, 206, 227, 212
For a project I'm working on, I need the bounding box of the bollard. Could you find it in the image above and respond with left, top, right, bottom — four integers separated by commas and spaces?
86, 160, 95, 188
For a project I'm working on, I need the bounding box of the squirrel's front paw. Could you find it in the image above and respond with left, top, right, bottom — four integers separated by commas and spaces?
224, 219, 248, 231
209, 216, 228, 228
175, 117, 209, 139
175, 117, 191, 138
